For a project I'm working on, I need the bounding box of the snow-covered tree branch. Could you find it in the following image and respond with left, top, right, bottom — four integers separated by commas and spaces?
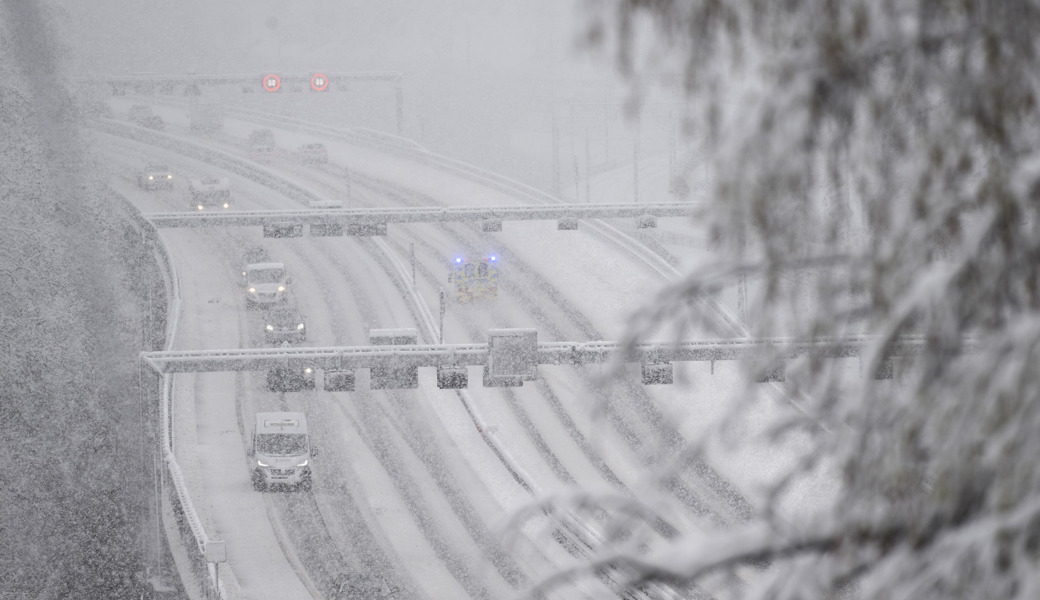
524, 1, 1040, 597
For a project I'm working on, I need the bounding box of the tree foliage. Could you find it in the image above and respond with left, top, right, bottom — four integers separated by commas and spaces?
531, 1, 1040, 598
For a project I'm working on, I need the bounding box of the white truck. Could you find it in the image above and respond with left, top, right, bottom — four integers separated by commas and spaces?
188, 176, 231, 210
248, 412, 315, 491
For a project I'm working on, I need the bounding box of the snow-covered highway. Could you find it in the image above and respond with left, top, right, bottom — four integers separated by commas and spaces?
93, 98, 804, 600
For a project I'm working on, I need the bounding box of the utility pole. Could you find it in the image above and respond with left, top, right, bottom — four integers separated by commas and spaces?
633, 126, 640, 203
585, 128, 591, 203
395, 78, 404, 136
345, 167, 352, 207
439, 290, 446, 343
551, 111, 560, 195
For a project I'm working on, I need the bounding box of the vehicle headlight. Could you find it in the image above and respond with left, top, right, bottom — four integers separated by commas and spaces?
277, 285, 286, 292
248, 287, 256, 293
296, 459, 308, 467
196, 205, 204, 211
167, 174, 172, 179
257, 460, 269, 467
222, 202, 229, 208
266, 325, 274, 331
297, 323, 305, 330
148, 175, 154, 180
304, 367, 313, 374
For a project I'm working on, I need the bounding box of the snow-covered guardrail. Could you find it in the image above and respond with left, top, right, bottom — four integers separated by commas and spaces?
108, 187, 228, 598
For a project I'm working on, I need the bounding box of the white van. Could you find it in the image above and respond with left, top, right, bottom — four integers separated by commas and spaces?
249, 412, 315, 491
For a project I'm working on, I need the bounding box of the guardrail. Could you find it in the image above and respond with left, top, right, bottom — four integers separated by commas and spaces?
107, 187, 230, 598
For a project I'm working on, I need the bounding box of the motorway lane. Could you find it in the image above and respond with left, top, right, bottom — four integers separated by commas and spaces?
233, 169, 542, 599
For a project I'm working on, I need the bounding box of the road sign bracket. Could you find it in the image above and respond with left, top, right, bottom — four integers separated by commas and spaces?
263, 222, 303, 238
485, 328, 538, 387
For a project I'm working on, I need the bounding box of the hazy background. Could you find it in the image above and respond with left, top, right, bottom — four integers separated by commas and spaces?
53, 0, 680, 196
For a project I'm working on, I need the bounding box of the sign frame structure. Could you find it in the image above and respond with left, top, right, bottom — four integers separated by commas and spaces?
261, 74, 281, 92
486, 328, 539, 387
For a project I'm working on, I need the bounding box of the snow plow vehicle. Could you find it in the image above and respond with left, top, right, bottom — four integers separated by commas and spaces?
188, 176, 231, 210
449, 255, 500, 303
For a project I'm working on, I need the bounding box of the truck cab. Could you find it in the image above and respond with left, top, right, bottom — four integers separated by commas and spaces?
249, 412, 315, 491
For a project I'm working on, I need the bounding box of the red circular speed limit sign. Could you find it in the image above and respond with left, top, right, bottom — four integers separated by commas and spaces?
310, 73, 329, 91
261, 74, 281, 92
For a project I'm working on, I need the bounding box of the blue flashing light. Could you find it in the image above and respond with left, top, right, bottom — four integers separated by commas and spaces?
489, 255, 497, 262
455, 257, 463, 263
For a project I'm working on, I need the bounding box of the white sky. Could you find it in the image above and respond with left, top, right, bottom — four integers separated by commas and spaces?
55, 0, 603, 81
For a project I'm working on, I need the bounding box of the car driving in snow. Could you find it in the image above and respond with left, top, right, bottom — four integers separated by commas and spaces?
244, 261, 290, 308
137, 163, 173, 190
188, 176, 231, 210
264, 303, 307, 344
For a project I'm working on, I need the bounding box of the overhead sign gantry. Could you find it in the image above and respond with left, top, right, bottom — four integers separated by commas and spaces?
143, 202, 698, 237
78, 70, 406, 133
141, 329, 937, 390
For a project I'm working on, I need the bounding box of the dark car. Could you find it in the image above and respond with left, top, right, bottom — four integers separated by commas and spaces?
137, 163, 174, 190
188, 176, 231, 210
264, 304, 307, 344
